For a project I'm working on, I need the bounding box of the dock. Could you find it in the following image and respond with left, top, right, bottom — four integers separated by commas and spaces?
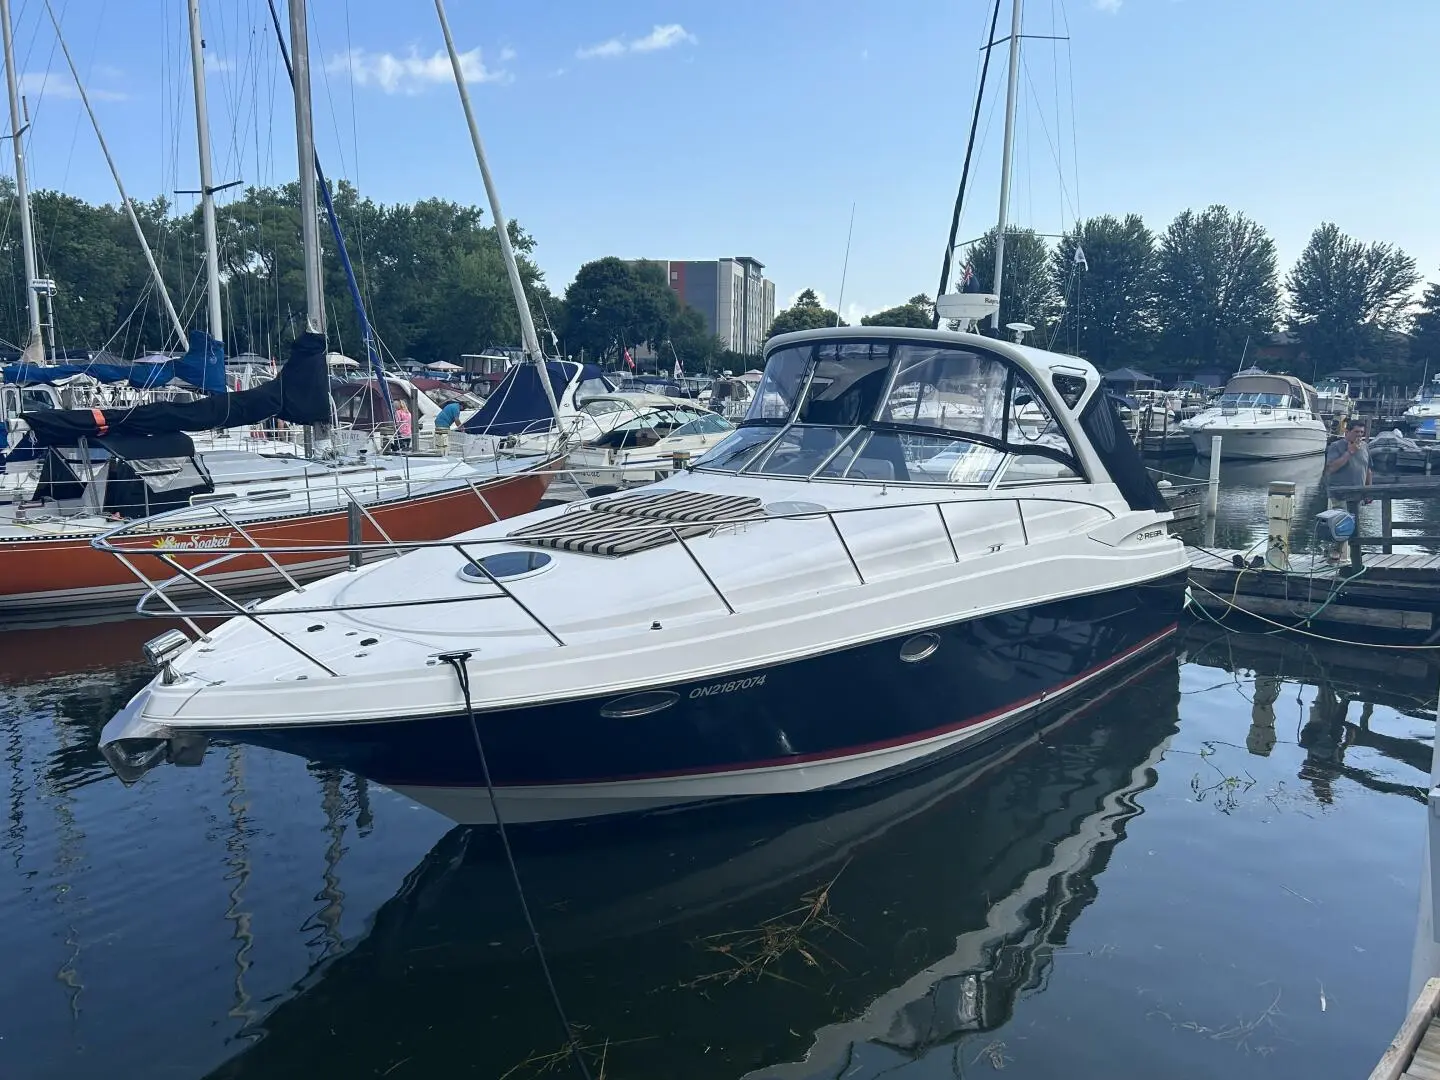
1186, 548, 1440, 638
1369, 978, 1440, 1080
1184, 475, 1440, 642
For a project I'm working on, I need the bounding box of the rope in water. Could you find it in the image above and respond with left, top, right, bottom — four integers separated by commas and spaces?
439, 652, 596, 1080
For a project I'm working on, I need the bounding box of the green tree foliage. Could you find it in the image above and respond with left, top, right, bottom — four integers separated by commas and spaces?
1153, 205, 1279, 368
1412, 276, 1440, 376
767, 288, 843, 338
964, 227, 1055, 339
0, 179, 548, 364
561, 256, 681, 363
861, 294, 934, 328
1051, 214, 1156, 367
1285, 222, 1421, 375
666, 304, 722, 373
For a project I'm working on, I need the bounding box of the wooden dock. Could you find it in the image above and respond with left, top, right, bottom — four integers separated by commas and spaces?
1370, 978, 1440, 1080
1186, 547, 1440, 640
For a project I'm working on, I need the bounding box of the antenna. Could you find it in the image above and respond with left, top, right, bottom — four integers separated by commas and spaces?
1006, 321, 1034, 343
835, 201, 856, 327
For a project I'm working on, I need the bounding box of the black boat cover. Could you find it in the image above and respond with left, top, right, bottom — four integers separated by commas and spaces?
20, 333, 330, 447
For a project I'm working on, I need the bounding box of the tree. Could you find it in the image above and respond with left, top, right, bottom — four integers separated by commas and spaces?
767, 288, 843, 338
561, 256, 676, 363
1051, 214, 1156, 367
1413, 276, 1440, 379
1286, 222, 1421, 377
862, 294, 934, 328
666, 303, 722, 373
963, 228, 1055, 340
1153, 205, 1279, 368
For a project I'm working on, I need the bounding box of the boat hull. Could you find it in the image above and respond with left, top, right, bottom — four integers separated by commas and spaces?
1186, 424, 1327, 460
195, 569, 1187, 824
0, 464, 555, 614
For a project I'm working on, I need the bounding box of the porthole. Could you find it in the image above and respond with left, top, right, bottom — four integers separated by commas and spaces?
899, 632, 940, 663
458, 550, 554, 584
599, 690, 681, 719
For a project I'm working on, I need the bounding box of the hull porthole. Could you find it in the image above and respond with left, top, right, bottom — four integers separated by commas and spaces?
599, 690, 682, 719
900, 632, 941, 663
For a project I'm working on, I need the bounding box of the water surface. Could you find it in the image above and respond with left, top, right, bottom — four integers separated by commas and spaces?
0, 616, 1434, 1079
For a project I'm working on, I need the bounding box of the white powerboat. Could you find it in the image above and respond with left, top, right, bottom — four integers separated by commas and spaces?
565, 395, 734, 492
1404, 375, 1440, 435
1180, 372, 1327, 459
459, 360, 616, 459
1313, 379, 1352, 417
100, 327, 1189, 825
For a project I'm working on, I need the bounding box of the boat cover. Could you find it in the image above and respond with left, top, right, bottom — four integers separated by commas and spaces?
20, 333, 329, 447
1, 330, 227, 392
462, 361, 589, 437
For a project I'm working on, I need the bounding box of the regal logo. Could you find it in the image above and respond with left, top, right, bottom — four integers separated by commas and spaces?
152, 533, 235, 551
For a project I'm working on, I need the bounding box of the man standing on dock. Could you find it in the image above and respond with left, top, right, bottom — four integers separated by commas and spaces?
1322, 419, 1371, 561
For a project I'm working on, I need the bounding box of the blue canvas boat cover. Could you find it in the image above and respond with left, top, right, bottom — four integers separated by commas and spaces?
1, 331, 225, 392
462, 360, 593, 437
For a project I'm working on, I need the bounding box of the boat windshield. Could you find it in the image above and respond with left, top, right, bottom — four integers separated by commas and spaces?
1217, 392, 1292, 409
695, 339, 1081, 486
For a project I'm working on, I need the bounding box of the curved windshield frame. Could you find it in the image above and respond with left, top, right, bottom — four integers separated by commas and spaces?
694, 338, 1083, 486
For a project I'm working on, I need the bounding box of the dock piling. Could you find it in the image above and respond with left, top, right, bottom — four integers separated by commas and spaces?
1205, 437, 1222, 518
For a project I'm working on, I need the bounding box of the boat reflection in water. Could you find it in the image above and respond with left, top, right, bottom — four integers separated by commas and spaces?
1181, 623, 1437, 806
207, 646, 1182, 1080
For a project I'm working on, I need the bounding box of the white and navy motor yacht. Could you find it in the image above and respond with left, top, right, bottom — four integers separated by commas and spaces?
101, 327, 1189, 824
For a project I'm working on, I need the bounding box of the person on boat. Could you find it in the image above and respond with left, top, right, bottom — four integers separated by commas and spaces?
1322, 419, 1371, 562
434, 401, 461, 455
394, 402, 413, 453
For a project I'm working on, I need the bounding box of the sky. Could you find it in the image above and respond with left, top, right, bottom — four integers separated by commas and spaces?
5, 0, 1439, 329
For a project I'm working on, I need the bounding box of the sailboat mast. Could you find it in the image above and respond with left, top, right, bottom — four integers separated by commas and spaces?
186, 0, 223, 343
990, 0, 1023, 330
287, 0, 324, 337
1, 0, 45, 360
43, 0, 187, 344
434, 0, 560, 421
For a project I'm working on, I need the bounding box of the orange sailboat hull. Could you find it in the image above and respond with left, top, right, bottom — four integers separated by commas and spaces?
0, 460, 558, 617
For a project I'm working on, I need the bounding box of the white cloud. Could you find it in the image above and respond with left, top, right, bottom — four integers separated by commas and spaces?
205, 56, 236, 74
576, 23, 696, 60
631, 24, 695, 52
498, 46, 516, 63
327, 46, 509, 95
17, 72, 126, 102
1094, 0, 1123, 11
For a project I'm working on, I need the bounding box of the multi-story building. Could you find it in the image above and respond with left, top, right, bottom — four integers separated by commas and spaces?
646, 257, 776, 356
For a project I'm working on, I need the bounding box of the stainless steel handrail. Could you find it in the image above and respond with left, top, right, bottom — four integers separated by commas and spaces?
96, 488, 1128, 679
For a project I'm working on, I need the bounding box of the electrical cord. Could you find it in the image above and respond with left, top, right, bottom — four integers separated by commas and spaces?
438, 651, 595, 1080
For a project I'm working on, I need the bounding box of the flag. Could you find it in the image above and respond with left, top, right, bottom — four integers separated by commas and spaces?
673, 356, 683, 379
961, 261, 984, 294
1074, 245, 1089, 271
623, 347, 635, 371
